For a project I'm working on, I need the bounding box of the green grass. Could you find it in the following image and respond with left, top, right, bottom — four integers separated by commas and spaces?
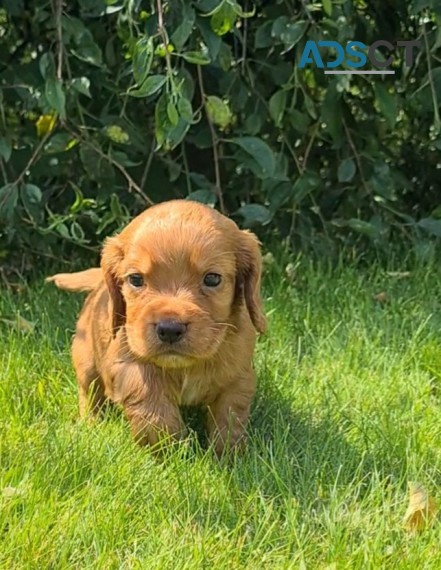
2, 255, 441, 569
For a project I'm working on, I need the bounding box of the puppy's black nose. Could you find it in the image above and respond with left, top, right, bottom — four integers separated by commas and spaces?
156, 320, 187, 344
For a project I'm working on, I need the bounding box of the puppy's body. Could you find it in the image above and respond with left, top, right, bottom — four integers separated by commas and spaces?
48, 200, 265, 454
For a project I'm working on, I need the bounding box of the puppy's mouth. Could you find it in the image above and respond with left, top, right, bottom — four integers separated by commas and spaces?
149, 351, 197, 369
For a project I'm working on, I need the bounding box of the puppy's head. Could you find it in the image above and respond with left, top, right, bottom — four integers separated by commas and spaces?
101, 200, 266, 368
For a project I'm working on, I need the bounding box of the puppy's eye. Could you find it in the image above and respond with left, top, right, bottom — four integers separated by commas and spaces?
127, 273, 144, 288
203, 273, 222, 287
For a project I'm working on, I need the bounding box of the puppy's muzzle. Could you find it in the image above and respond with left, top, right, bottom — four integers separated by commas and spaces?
155, 320, 187, 344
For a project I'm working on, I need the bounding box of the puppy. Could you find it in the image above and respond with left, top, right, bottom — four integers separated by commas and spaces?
47, 200, 266, 455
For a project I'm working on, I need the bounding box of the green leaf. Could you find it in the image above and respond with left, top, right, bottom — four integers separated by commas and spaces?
71, 42, 103, 67
410, 0, 432, 14
79, 146, 113, 182
155, 93, 169, 148
255, 21, 273, 49
268, 181, 293, 213
417, 218, 441, 237
172, 6, 196, 49
218, 43, 232, 71
189, 172, 213, 190
269, 90, 287, 127
229, 137, 276, 178
21, 183, 43, 223
167, 101, 179, 126
272, 18, 307, 50
197, 0, 220, 13
111, 150, 142, 167
132, 37, 154, 86
0, 184, 18, 223
22, 183, 42, 204
39, 53, 55, 80
292, 171, 321, 203
0, 137, 12, 162
338, 158, 356, 183
210, 3, 236, 36
178, 97, 193, 123
205, 96, 233, 129
431, 204, 441, 219
45, 78, 66, 120
186, 190, 217, 206
182, 51, 211, 65
155, 93, 190, 150
369, 162, 395, 200
168, 119, 190, 150
244, 113, 263, 136
322, 0, 333, 16
45, 133, 77, 153
228, 0, 255, 18
128, 75, 167, 98
374, 84, 397, 127
197, 17, 222, 60
236, 204, 272, 227
71, 77, 91, 98
288, 110, 311, 134
347, 218, 380, 238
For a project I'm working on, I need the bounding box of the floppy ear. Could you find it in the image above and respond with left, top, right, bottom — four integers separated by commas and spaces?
101, 236, 126, 335
236, 230, 267, 334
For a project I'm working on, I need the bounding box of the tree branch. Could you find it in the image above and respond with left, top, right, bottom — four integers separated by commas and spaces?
342, 118, 370, 195
156, 0, 174, 78
140, 138, 157, 193
52, 0, 64, 80
197, 65, 225, 213
12, 130, 53, 186
67, 126, 154, 206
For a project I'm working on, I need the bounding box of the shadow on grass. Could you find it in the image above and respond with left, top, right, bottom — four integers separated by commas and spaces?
238, 379, 391, 508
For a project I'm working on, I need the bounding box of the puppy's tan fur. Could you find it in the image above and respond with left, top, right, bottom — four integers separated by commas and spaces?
47, 200, 266, 455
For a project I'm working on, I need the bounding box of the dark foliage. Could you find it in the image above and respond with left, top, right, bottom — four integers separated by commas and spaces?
1, 0, 441, 265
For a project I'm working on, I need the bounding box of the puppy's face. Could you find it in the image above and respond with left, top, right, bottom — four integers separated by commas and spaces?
101, 201, 266, 368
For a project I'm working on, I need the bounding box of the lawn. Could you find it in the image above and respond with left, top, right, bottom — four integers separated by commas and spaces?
1, 254, 441, 569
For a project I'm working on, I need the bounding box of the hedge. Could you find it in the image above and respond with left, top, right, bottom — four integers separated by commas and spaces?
1, 0, 441, 262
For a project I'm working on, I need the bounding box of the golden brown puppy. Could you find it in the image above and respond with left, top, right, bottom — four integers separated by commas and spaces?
47, 200, 266, 455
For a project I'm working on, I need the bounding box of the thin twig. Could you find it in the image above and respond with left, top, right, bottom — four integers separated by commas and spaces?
423, 22, 440, 130
0, 157, 8, 185
300, 0, 315, 23
301, 122, 319, 172
67, 126, 154, 205
12, 130, 53, 186
181, 142, 192, 196
0, 84, 33, 90
196, 65, 225, 213
280, 134, 302, 174
342, 118, 370, 195
241, 0, 248, 72
156, 0, 174, 78
139, 138, 157, 192
53, 0, 64, 80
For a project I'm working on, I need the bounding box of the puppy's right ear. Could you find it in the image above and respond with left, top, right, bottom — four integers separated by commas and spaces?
101, 236, 125, 335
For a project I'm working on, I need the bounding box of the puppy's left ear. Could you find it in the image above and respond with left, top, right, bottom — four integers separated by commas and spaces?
236, 230, 267, 334
101, 236, 126, 335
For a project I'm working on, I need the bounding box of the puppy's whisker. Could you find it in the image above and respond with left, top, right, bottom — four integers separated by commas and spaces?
214, 321, 238, 331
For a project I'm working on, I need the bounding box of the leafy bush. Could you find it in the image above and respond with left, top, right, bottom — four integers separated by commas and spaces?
1, 0, 441, 262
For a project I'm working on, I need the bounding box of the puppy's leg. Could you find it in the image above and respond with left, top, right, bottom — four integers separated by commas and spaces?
72, 331, 107, 418
112, 363, 185, 447
206, 371, 256, 457
125, 401, 185, 447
